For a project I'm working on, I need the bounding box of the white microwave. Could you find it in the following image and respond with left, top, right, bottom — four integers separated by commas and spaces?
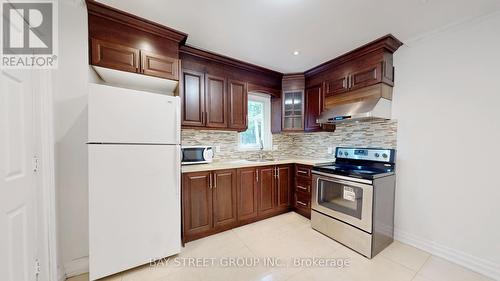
181, 146, 214, 165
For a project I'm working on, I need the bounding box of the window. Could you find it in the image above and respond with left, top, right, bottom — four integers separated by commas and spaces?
239, 93, 272, 150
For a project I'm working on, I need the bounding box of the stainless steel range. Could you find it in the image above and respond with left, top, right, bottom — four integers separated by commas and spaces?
311, 147, 396, 258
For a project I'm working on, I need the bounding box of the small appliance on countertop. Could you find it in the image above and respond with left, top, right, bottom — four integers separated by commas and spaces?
311, 147, 396, 259
181, 145, 214, 165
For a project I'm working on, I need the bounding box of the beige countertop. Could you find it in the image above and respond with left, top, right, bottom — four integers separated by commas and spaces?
181, 158, 334, 173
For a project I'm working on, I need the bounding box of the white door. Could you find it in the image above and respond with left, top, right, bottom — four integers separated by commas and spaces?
88, 83, 180, 144
89, 144, 181, 280
0, 69, 38, 281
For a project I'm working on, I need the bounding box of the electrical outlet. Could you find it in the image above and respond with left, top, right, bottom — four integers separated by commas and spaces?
327, 147, 334, 154
215, 145, 221, 153
273, 145, 279, 151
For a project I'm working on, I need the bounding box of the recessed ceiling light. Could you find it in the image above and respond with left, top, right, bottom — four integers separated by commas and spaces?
293, 51, 300, 56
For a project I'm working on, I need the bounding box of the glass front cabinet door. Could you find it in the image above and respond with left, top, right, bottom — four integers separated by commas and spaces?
282, 90, 304, 131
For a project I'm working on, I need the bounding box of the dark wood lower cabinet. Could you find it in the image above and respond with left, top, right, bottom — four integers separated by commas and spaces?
293, 165, 313, 219
277, 165, 292, 210
182, 171, 213, 240
258, 166, 277, 216
212, 170, 237, 229
182, 165, 294, 243
237, 168, 259, 222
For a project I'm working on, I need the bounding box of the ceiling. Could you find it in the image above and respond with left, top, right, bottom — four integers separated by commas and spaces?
97, 0, 500, 73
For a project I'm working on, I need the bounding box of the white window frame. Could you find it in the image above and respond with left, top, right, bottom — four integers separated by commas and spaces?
238, 93, 272, 151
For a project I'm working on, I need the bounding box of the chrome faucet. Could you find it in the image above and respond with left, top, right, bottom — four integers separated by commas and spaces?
258, 139, 264, 160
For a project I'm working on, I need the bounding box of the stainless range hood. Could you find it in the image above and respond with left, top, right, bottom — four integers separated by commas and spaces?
318, 84, 393, 124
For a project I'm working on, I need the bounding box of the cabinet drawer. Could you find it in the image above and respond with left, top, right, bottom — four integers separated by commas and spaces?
295, 178, 311, 194
295, 165, 312, 178
294, 191, 311, 210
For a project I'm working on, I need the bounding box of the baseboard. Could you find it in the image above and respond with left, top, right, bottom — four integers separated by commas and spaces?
57, 266, 66, 281
394, 228, 500, 281
64, 256, 89, 279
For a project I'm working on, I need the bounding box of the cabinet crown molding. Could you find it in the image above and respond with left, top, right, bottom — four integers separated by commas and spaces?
86, 0, 188, 44
180, 45, 283, 79
305, 34, 403, 77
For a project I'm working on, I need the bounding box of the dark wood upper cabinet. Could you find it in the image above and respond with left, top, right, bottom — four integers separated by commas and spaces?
205, 75, 227, 128
276, 165, 292, 209
258, 166, 276, 216
140, 50, 179, 80
323, 75, 349, 97
182, 171, 213, 239
212, 169, 237, 229
181, 70, 205, 127
228, 80, 248, 130
349, 63, 382, 91
271, 96, 282, 133
237, 168, 259, 222
305, 85, 323, 132
180, 46, 282, 132
87, 1, 186, 80
91, 38, 139, 73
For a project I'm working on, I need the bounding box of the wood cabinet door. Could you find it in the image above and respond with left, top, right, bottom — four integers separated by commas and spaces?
182, 171, 213, 239
305, 85, 323, 132
227, 80, 248, 131
271, 96, 282, 133
181, 70, 205, 127
140, 50, 179, 80
349, 63, 382, 91
237, 168, 258, 222
258, 166, 276, 216
205, 75, 227, 128
91, 38, 139, 73
323, 75, 348, 97
212, 169, 238, 229
276, 165, 292, 209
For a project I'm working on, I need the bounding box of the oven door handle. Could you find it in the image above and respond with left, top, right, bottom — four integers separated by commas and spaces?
312, 171, 372, 185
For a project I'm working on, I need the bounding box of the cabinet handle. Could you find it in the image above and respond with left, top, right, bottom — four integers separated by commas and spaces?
209, 173, 212, 189
342, 77, 346, 89
297, 170, 308, 175
297, 200, 307, 207
256, 170, 259, 182
297, 185, 308, 191
277, 168, 280, 180
201, 112, 205, 124
214, 173, 217, 188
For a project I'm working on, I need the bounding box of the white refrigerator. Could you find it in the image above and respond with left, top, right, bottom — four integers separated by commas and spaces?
88, 83, 181, 280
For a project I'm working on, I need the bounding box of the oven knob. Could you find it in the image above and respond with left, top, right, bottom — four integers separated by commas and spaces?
382, 153, 388, 158
344, 152, 348, 156
375, 153, 380, 158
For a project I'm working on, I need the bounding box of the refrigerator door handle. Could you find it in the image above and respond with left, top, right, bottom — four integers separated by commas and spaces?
175, 145, 181, 196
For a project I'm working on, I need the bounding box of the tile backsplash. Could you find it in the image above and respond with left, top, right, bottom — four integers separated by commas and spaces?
181, 119, 397, 162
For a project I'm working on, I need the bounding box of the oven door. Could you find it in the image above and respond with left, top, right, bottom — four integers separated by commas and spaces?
312, 173, 373, 233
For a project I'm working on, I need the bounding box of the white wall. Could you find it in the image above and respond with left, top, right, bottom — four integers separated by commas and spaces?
393, 11, 500, 280
53, 0, 91, 278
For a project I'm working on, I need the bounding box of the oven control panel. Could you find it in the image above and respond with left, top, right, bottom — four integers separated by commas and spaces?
336, 147, 395, 163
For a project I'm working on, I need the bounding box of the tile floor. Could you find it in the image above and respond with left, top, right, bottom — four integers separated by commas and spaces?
68, 212, 493, 281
